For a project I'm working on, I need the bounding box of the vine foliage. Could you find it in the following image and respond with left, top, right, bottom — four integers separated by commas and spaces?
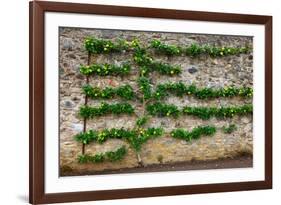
150, 39, 250, 57
78, 146, 127, 163
72, 36, 253, 166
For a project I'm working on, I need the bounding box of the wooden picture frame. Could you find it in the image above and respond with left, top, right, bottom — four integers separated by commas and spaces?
29, 1, 272, 204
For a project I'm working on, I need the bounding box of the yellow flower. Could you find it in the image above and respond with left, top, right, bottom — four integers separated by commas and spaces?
220, 52, 224, 56
170, 70, 174, 74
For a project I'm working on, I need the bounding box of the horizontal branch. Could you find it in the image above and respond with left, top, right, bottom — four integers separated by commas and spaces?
146, 102, 180, 117
78, 146, 127, 163
146, 102, 253, 119
79, 62, 131, 76
82, 81, 253, 103
84, 37, 131, 54
182, 104, 253, 120
82, 84, 135, 100
75, 127, 164, 152
79, 102, 134, 119
154, 82, 253, 100
83, 37, 251, 58
82, 80, 253, 102
75, 125, 222, 153
171, 125, 216, 141
150, 39, 251, 57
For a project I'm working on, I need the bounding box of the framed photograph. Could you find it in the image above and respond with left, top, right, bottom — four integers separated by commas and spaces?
29, 1, 272, 204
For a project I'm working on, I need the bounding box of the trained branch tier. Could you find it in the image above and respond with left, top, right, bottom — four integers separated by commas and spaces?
75, 126, 217, 152
79, 102, 252, 120
81, 82, 253, 101
84, 37, 250, 57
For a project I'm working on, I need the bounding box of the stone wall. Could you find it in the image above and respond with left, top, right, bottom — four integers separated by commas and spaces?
59, 27, 253, 175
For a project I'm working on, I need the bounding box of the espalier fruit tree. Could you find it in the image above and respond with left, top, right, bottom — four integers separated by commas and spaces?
74, 37, 253, 166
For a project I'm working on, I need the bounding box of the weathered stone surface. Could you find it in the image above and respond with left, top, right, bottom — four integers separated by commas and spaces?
72, 123, 83, 132
59, 27, 253, 174
62, 38, 74, 50
63, 100, 75, 109
187, 66, 198, 74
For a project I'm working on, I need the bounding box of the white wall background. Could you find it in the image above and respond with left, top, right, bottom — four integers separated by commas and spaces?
0, 0, 279, 204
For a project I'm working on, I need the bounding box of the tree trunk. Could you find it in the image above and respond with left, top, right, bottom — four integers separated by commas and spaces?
137, 153, 144, 167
